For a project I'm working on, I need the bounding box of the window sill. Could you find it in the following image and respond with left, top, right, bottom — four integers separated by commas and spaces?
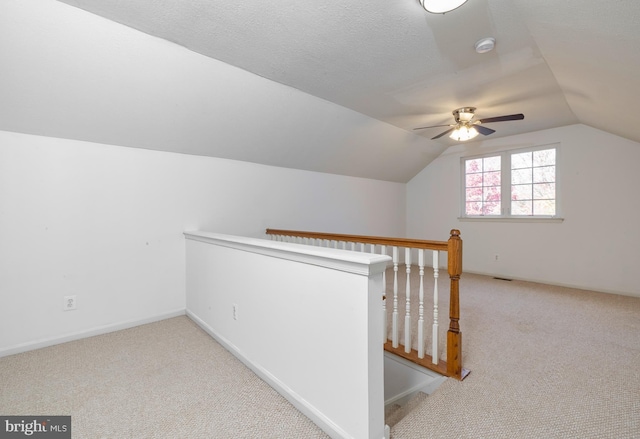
457, 216, 564, 223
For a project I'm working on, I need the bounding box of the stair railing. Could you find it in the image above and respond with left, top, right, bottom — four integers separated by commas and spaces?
265, 228, 468, 380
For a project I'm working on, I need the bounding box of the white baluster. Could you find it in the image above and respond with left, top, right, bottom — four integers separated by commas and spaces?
333, 240, 338, 249
341, 241, 347, 250
360, 243, 366, 252
418, 249, 425, 359
404, 248, 412, 353
392, 246, 399, 348
381, 245, 387, 342
432, 250, 440, 364
350, 242, 356, 251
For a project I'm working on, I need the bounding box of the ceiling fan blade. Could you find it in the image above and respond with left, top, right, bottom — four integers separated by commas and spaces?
478, 113, 524, 124
413, 124, 454, 130
475, 125, 495, 136
431, 128, 455, 140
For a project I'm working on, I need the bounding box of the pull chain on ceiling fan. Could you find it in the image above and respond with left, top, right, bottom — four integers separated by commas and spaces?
414, 107, 525, 141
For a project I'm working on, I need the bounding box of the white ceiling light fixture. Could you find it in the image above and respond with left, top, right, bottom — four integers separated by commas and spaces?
454, 107, 475, 123
419, 0, 469, 14
449, 124, 479, 141
449, 107, 479, 141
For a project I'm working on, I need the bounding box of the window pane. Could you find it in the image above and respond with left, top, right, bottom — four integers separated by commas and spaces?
511, 184, 532, 201
533, 149, 556, 167
466, 202, 483, 215
483, 171, 501, 187
512, 168, 532, 184
466, 159, 482, 173
533, 183, 555, 200
483, 202, 501, 215
483, 186, 501, 202
511, 200, 532, 215
533, 165, 555, 183
511, 152, 532, 169
464, 146, 558, 218
466, 187, 482, 201
483, 156, 501, 172
466, 173, 483, 187
533, 200, 555, 216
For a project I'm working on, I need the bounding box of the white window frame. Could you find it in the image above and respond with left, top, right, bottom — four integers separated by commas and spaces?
459, 143, 563, 221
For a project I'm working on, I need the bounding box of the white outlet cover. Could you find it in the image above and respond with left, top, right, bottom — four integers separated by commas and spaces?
64, 295, 77, 311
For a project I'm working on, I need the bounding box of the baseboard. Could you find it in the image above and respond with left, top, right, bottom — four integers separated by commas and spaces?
186, 310, 353, 439
463, 270, 639, 298
0, 308, 186, 358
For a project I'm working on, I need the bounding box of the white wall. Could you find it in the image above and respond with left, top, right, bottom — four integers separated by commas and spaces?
0, 131, 405, 355
407, 124, 640, 297
185, 232, 388, 439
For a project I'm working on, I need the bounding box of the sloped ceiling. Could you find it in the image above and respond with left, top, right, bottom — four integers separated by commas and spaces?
2, 0, 640, 182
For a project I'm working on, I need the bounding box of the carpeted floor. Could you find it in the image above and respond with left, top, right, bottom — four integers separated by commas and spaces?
0, 316, 329, 438
1, 271, 639, 438
391, 272, 640, 439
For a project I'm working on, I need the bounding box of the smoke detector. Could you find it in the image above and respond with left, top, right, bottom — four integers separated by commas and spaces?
475, 37, 495, 54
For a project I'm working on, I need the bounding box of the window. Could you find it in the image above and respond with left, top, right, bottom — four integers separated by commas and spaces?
461, 145, 558, 218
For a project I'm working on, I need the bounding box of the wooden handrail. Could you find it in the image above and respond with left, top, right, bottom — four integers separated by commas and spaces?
265, 228, 468, 380
265, 229, 449, 251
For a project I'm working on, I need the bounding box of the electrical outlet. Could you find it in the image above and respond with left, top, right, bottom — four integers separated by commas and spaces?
64, 295, 77, 311
494, 254, 499, 261
232, 303, 238, 320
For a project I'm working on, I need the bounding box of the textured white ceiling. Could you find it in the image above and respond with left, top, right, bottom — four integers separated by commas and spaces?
3, 0, 640, 182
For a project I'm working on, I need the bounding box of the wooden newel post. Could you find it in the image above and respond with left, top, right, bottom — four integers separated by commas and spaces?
447, 229, 463, 379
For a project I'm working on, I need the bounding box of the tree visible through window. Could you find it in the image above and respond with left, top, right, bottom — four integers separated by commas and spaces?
465, 156, 501, 215
511, 149, 556, 215
462, 146, 557, 217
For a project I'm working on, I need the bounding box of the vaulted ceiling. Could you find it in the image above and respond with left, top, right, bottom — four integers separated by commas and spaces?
3, 1, 640, 182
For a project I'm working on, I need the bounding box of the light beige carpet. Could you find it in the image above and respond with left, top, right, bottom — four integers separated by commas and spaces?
391, 272, 640, 438
1, 271, 639, 438
0, 316, 329, 438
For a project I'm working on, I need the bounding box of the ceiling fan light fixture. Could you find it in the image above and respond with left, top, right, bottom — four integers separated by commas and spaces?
418, 0, 469, 14
450, 124, 479, 141
456, 109, 475, 123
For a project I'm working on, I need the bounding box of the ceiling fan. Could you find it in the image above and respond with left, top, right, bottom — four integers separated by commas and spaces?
414, 107, 524, 141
